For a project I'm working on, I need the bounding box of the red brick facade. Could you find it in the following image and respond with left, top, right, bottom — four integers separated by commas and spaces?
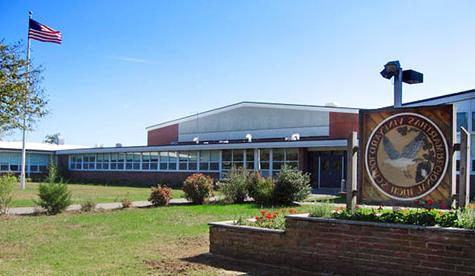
210, 215, 475, 275
329, 112, 358, 139
147, 124, 179, 146
64, 170, 219, 187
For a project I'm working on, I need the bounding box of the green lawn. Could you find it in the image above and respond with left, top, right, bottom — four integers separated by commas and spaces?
0, 204, 311, 275
10, 182, 185, 207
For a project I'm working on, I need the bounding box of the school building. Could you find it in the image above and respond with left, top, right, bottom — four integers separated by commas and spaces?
1, 89, 475, 193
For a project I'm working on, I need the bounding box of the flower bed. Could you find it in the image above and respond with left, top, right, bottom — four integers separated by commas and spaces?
310, 203, 475, 229
236, 208, 298, 230
209, 213, 475, 275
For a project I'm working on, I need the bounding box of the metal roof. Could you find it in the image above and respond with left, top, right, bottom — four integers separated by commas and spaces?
146, 101, 360, 131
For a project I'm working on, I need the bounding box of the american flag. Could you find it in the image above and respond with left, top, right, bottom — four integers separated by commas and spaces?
28, 19, 62, 44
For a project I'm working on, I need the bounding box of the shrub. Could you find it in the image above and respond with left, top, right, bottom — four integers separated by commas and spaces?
121, 198, 132, 208
273, 165, 311, 205
35, 182, 72, 215
0, 174, 16, 215
246, 171, 261, 199
328, 207, 474, 229
252, 176, 275, 207
218, 167, 248, 203
80, 200, 96, 212
458, 208, 475, 229
149, 185, 172, 206
309, 201, 333, 218
183, 174, 214, 204
35, 164, 72, 215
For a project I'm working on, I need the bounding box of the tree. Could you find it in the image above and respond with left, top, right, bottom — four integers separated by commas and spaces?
0, 40, 48, 135
44, 132, 61, 144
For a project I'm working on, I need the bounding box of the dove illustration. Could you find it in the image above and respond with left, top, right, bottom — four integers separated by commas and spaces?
382, 131, 425, 178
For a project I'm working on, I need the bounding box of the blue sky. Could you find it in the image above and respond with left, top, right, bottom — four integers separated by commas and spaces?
1, 1, 474, 146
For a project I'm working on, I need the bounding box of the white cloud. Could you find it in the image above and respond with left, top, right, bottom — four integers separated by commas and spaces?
108, 56, 158, 64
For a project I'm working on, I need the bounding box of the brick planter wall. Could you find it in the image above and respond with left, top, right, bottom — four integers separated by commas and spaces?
209, 215, 475, 275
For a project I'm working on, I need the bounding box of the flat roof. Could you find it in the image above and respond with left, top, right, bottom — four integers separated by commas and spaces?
56, 138, 348, 155
0, 141, 87, 152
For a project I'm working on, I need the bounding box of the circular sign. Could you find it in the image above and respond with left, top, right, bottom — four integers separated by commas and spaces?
365, 112, 449, 201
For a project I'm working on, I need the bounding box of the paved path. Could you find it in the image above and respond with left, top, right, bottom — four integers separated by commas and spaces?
6, 197, 193, 216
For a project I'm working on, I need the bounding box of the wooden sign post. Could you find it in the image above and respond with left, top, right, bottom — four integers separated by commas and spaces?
346, 131, 358, 211
458, 127, 471, 208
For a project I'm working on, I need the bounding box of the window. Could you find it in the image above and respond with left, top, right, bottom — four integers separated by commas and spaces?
125, 153, 134, 170
117, 153, 125, 170
96, 153, 109, 170
222, 150, 232, 170
83, 154, 96, 170
457, 112, 468, 130
472, 112, 475, 131
150, 152, 159, 170
168, 152, 177, 170
142, 152, 151, 170
200, 151, 210, 171
272, 149, 285, 171
189, 152, 198, 170
260, 149, 270, 176
246, 150, 255, 170
160, 152, 169, 170
110, 153, 118, 170
179, 152, 189, 170
285, 148, 299, 169
210, 151, 219, 171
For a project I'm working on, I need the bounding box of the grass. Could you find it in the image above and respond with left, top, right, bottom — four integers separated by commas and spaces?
0, 203, 311, 275
10, 182, 185, 207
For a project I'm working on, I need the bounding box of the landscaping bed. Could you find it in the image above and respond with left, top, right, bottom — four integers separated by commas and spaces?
209, 213, 475, 275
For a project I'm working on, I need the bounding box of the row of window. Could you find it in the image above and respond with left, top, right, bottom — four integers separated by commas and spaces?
0, 153, 51, 173
68, 148, 299, 175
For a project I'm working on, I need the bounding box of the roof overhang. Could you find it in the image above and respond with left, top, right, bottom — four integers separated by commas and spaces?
56, 139, 348, 155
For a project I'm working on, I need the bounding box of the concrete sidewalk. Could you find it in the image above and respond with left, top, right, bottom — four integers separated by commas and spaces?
6, 197, 192, 216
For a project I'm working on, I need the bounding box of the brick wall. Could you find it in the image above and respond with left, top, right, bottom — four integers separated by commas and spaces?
209, 215, 475, 275
64, 170, 219, 187
329, 112, 358, 139
147, 124, 179, 146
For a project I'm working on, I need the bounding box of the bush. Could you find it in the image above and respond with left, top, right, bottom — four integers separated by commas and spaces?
458, 208, 475, 229
0, 174, 16, 215
252, 176, 275, 207
183, 174, 214, 204
149, 185, 172, 206
35, 182, 72, 215
121, 198, 132, 208
328, 206, 475, 229
218, 167, 248, 203
35, 164, 72, 215
246, 171, 261, 199
80, 200, 96, 212
309, 201, 333, 218
273, 165, 311, 205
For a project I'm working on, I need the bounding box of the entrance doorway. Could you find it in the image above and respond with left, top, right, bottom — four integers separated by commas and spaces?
308, 151, 346, 191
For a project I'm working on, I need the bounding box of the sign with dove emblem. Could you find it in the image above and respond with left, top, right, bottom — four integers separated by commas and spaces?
360, 105, 453, 205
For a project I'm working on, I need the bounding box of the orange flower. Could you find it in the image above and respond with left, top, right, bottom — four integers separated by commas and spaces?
281, 208, 287, 213
289, 208, 297, 214
260, 210, 267, 216
265, 214, 272, 219
273, 211, 279, 216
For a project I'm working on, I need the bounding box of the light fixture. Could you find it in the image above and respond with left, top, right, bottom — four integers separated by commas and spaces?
380, 60, 423, 107
291, 133, 300, 141
193, 137, 199, 144
245, 133, 252, 143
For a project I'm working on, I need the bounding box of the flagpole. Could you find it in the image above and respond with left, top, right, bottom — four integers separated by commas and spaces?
20, 11, 33, 190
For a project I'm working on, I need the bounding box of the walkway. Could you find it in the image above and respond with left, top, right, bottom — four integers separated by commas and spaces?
6, 197, 192, 216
